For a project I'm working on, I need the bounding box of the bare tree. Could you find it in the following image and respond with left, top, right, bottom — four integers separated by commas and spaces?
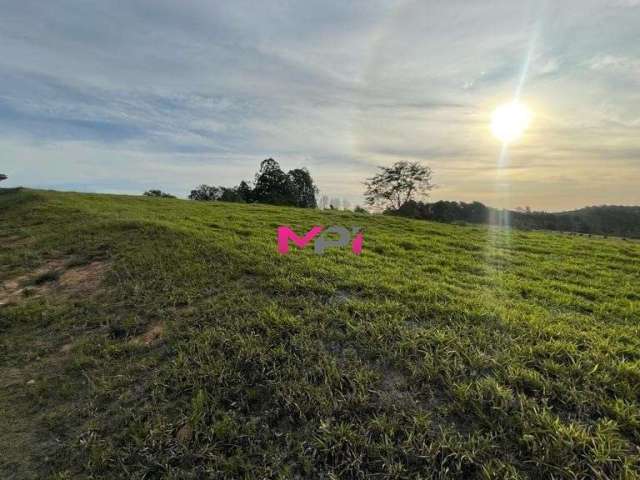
319, 194, 330, 209
364, 161, 434, 210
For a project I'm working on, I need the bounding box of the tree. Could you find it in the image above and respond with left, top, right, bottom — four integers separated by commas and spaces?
189, 181, 253, 203
319, 195, 329, 209
187, 159, 318, 208
143, 189, 175, 198
253, 159, 294, 205
237, 180, 253, 203
189, 185, 220, 201
364, 161, 434, 210
218, 187, 242, 202
288, 168, 318, 208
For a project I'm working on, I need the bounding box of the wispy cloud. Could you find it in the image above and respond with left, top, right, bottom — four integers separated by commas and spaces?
0, 0, 639, 210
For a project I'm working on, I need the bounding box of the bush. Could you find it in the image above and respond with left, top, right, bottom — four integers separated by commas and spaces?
143, 190, 175, 198
354, 205, 369, 214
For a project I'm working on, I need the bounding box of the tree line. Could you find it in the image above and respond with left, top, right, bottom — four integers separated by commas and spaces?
2, 158, 636, 238
144, 159, 431, 212
187, 158, 318, 208
141, 157, 640, 238
360, 162, 640, 238
391, 200, 640, 238
182, 158, 431, 212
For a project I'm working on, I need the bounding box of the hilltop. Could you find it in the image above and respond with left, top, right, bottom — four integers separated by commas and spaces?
1, 188, 639, 478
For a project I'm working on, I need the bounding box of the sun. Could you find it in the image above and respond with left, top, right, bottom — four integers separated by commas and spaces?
491, 101, 532, 144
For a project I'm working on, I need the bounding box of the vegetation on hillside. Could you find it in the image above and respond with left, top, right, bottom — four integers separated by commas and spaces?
364, 161, 434, 210
143, 189, 176, 199
393, 200, 640, 238
188, 158, 318, 208
1, 188, 639, 478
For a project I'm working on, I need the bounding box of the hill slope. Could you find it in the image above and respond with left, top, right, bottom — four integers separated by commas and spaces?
1, 188, 640, 479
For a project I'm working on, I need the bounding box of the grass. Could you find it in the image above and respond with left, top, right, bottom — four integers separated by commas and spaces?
0, 187, 639, 479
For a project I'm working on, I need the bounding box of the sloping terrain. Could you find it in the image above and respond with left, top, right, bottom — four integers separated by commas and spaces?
1, 188, 639, 479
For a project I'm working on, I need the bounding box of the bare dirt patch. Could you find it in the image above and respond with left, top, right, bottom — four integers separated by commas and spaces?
0, 258, 108, 306
376, 366, 415, 408
0, 235, 34, 249
131, 322, 165, 346
327, 288, 361, 305
58, 261, 108, 294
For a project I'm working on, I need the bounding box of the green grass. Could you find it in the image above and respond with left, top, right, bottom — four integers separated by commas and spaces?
1, 188, 639, 479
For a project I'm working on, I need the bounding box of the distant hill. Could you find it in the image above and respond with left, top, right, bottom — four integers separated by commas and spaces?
551, 205, 640, 237
394, 201, 640, 238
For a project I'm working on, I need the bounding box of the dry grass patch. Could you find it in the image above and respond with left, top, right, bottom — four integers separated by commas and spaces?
0, 234, 33, 248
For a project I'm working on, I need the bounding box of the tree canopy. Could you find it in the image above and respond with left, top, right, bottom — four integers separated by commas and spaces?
287, 168, 318, 208
364, 161, 434, 210
252, 158, 295, 205
392, 200, 640, 238
143, 189, 175, 198
188, 185, 221, 201
188, 159, 318, 208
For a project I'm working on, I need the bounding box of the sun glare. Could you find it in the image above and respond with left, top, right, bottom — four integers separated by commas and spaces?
491, 101, 532, 144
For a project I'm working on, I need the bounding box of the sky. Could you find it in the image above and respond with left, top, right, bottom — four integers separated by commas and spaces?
1, 0, 639, 211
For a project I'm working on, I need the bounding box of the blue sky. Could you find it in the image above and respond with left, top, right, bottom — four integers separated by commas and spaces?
1, 0, 639, 210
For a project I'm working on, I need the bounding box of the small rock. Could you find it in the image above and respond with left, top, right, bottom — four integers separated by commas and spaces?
26, 379, 36, 385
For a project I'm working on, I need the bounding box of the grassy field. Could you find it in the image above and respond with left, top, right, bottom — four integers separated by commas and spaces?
1, 188, 639, 479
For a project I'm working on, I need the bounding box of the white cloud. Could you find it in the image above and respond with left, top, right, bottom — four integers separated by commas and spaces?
589, 55, 640, 76
0, 0, 639, 210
